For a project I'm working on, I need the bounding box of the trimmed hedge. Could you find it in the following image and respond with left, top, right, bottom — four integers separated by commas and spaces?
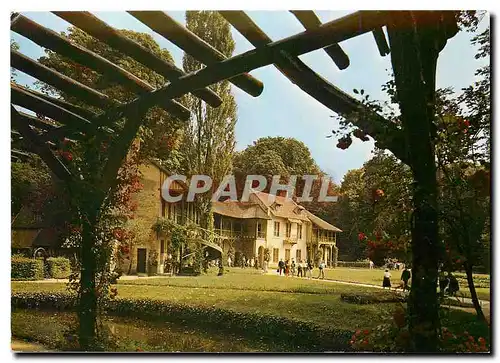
11, 257, 44, 281
340, 292, 406, 305
11, 292, 353, 352
337, 261, 371, 269
47, 257, 71, 279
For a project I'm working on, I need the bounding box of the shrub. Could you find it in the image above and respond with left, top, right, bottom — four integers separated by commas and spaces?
11, 256, 44, 280
349, 305, 490, 352
47, 257, 71, 279
337, 261, 371, 269
341, 292, 406, 305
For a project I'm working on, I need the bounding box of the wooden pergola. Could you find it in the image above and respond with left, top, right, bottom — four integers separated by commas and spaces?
11, 10, 459, 351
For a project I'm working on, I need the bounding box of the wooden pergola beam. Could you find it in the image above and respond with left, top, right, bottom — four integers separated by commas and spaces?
128, 11, 265, 97
372, 28, 390, 56
12, 83, 97, 134
14, 110, 57, 133
290, 10, 350, 70
221, 11, 406, 162
15, 83, 97, 120
10, 14, 191, 121
52, 11, 223, 108
11, 50, 119, 110
98, 11, 388, 128
11, 106, 72, 181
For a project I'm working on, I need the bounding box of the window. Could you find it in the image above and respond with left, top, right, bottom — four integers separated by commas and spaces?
273, 248, 279, 263
285, 249, 290, 261
274, 221, 280, 237
161, 200, 166, 217
296, 249, 302, 261
257, 222, 264, 238
160, 240, 165, 254
298, 224, 303, 239
285, 222, 291, 238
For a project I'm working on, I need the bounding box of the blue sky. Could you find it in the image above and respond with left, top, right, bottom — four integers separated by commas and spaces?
11, 11, 489, 183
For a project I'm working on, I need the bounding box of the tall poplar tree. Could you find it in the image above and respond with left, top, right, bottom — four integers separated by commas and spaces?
180, 11, 237, 269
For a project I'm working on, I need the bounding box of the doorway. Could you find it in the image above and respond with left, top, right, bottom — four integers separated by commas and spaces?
137, 248, 147, 274
258, 246, 264, 268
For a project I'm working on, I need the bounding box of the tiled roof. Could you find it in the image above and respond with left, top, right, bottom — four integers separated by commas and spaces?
212, 200, 271, 220
251, 192, 310, 221
304, 210, 342, 232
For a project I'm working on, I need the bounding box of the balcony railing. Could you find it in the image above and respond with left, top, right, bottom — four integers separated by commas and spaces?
256, 231, 265, 239
217, 229, 256, 239
283, 237, 298, 245
312, 236, 335, 244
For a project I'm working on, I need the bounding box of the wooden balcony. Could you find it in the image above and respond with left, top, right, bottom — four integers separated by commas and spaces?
217, 229, 256, 239
312, 236, 336, 245
283, 236, 298, 245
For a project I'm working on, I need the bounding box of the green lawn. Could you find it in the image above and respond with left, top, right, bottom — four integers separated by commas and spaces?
12, 280, 396, 330
12, 309, 276, 352
11, 269, 490, 352
120, 267, 491, 301
320, 267, 490, 301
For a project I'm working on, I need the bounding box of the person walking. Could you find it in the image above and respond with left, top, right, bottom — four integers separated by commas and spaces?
285, 260, 290, 276
382, 269, 392, 289
241, 255, 246, 269
297, 260, 303, 277
291, 259, 296, 276
400, 267, 411, 292
278, 258, 285, 275
306, 260, 313, 279
447, 273, 460, 300
318, 260, 325, 279
369, 260, 374, 269
439, 270, 449, 297
227, 255, 232, 268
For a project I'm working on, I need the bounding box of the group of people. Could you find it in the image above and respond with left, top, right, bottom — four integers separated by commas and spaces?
385, 258, 404, 271
382, 266, 412, 291
227, 255, 257, 269
439, 270, 460, 297
277, 258, 327, 279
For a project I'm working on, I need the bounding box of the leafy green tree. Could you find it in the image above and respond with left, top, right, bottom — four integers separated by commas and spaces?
328, 13, 488, 349
233, 136, 323, 198
333, 151, 413, 264
433, 27, 490, 320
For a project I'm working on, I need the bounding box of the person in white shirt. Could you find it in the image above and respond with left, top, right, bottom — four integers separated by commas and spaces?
318, 260, 325, 279
297, 260, 303, 277
383, 269, 392, 289
227, 256, 232, 267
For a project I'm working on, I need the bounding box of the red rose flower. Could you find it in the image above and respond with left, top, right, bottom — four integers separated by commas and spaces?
62, 151, 73, 161
363, 329, 369, 335
358, 232, 366, 241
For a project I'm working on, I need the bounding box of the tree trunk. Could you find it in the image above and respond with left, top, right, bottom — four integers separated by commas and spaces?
386, 11, 455, 352
464, 261, 487, 323
78, 211, 98, 350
